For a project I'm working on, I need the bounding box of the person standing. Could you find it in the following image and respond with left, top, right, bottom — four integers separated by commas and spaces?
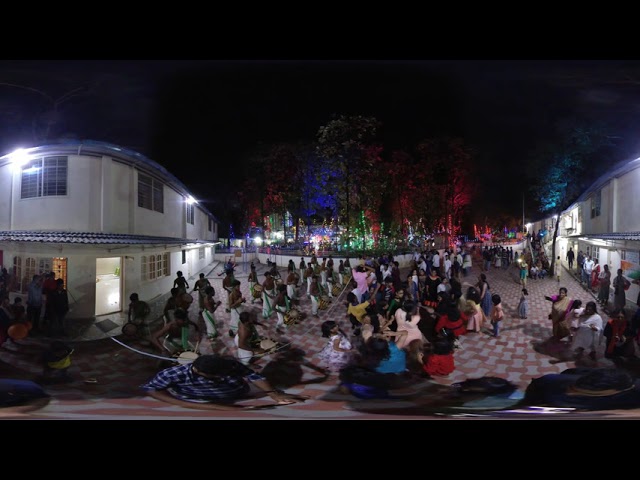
261, 271, 277, 319
42, 272, 57, 328
228, 280, 246, 338
49, 279, 70, 337
545, 287, 573, 342
517, 288, 529, 319
597, 264, 612, 308
173, 271, 189, 295
247, 264, 259, 304
192, 273, 211, 313
489, 294, 504, 338
612, 268, 631, 313
566, 247, 575, 270
571, 301, 603, 361
519, 257, 529, 288
582, 255, 594, 286
202, 286, 222, 340
222, 268, 236, 313
235, 311, 265, 366
26, 274, 44, 333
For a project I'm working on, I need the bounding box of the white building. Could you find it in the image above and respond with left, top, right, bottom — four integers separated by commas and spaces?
0, 140, 219, 331
534, 155, 640, 311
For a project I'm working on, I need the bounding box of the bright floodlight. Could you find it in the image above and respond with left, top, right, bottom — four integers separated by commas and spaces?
254, 237, 263, 245
186, 195, 197, 204
8, 148, 31, 167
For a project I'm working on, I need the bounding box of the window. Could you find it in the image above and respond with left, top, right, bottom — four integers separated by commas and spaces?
591, 190, 601, 218
141, 256, 147, 281
141, 253, 170, 281
208, 217, 212, 232
186, 203, 195, 225
199, 247, 205, 260
21, 156, 68, 199
591, 246, 599, 263
11, 256, 51, 293
138, 173, 164, 213
162, 252, 170, 276
182, 250, 186, 264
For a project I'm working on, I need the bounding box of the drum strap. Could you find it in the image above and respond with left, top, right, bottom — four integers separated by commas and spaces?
203, 310, 217, 334
181, 326, 189, 350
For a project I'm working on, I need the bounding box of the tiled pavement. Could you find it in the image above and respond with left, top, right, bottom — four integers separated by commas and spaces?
1, 255, 637, 419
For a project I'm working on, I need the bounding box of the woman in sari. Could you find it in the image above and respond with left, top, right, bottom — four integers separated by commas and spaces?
545, 287, 574, 341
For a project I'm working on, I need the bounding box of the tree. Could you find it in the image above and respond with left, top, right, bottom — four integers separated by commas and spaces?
316, 114, 381, 249
528, 121, 615, 275
415, 137, 477, 246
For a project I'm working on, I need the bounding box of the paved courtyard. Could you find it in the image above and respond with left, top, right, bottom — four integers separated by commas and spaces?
1, 253, 637, 419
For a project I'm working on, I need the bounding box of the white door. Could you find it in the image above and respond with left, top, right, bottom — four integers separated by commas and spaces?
95, 257, 122, 316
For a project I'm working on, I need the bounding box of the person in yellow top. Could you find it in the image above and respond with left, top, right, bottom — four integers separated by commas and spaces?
345, 291, 370, 332
42, 341, 74, 383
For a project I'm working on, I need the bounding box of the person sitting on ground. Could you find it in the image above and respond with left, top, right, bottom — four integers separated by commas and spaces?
150, 308, 199, 355
42, 341, 74, 383
128, 292, 151, 325
338, 332, 414, 399
261, 347, 329, 390
603, 309, 635, 362
140, 353, 307, 411
345, 291, 370, 333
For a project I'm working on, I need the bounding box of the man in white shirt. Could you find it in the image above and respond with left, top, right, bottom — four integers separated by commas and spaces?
432, 250, 441, 276
582, 256, 595, 285
443, 254, 452, 279
572, 301, 603, 361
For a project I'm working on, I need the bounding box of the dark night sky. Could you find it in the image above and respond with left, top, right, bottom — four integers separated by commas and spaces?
3, 59, 640, 226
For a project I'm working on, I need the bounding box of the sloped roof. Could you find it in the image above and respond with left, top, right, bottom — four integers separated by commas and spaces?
0, 231, 214, 245
578, 232, 640, 242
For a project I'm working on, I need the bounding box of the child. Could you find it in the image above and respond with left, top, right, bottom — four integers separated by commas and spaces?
556, 256, 562, 283
518, 288, 529, 319
490, 293, 504, 338
568, 299, 584, 340
317, 320, 355, 374
42, 341, 74, 383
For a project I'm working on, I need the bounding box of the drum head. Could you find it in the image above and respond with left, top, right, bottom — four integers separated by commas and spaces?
177, 351, 199, 365
288, 309, 300, 319
260, 339, 277, 351
122, 322, 138, 338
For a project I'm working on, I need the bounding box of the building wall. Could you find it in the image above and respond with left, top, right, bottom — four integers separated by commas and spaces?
614, 168, 640, 233
0, 153, 218, 240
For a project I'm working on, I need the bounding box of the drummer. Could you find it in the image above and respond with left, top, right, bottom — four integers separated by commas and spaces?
228, 280, 246, 338
235, 311, 266, 366
261, 271, 277, 319
222, 268, 236, 313
309, 275, 321, 317
320, 258, 333, 299
150, 308, 199, 355
248, 263, 259, 304
285, 267, 298, 302
274, 284, 291, 334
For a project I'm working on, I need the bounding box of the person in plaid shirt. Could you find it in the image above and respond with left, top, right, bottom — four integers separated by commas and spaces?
141, 354, 307, 411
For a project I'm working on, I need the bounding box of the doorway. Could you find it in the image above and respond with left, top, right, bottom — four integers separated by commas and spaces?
53, 257, 67, 288
95, 257, 122, 316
